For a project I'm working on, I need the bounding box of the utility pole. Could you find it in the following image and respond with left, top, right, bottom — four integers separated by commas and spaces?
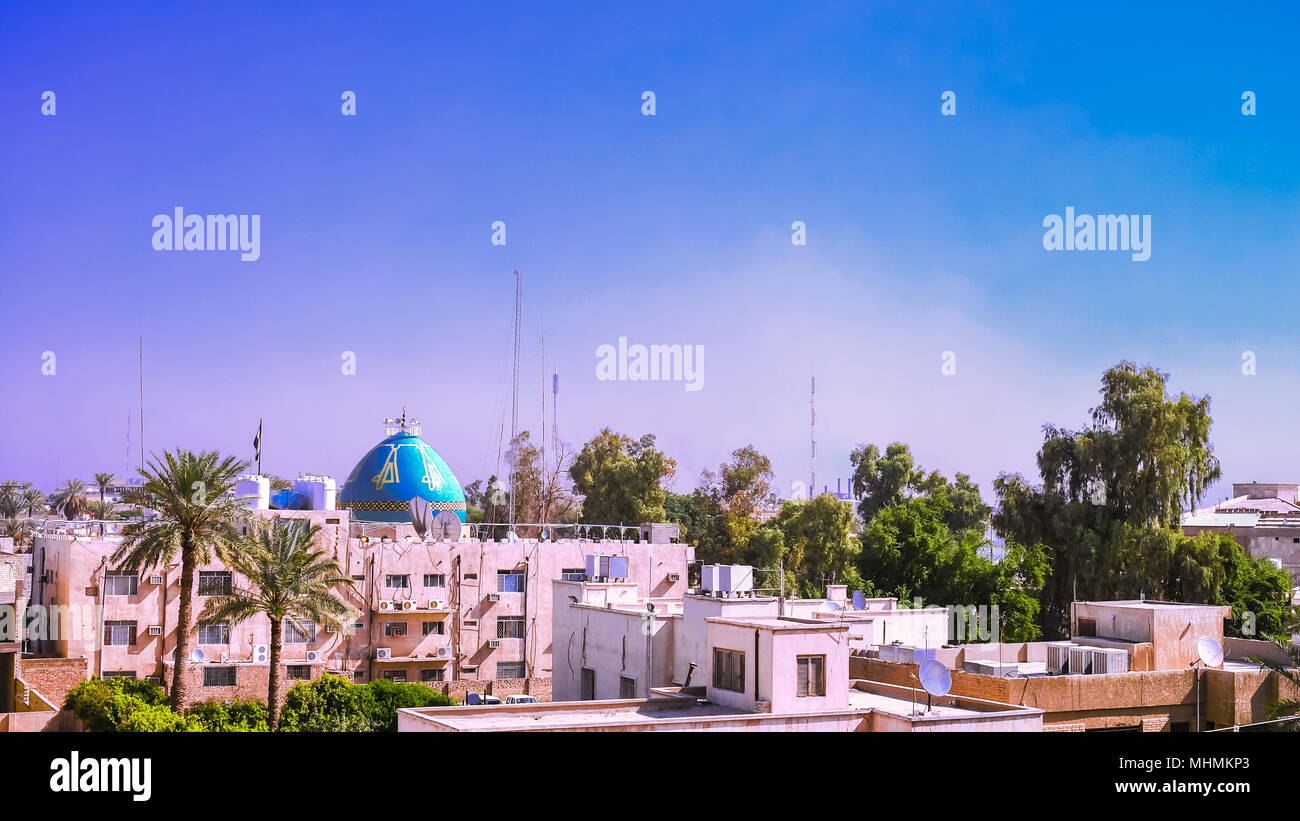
509, 270, 521, 533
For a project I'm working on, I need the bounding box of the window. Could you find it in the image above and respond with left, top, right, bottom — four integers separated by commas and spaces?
420, 669, 444, 683
461, 666, 478, 677
463, 573, 477, 581
384, 622, 408, 638
383, 670, 407, 683
197, 571, 232, 597
423, 574, 445, 588
351, 621, 366, 631
581, 667, 596, 700
463, 620, 478, 628
422, 621, 444, 636
561, 568, 586, 581
1077, 617, 1097, 637
713, 648, 745, 692
197, 622, 230, 645
497, 661, 526, 679
283, 618, 316, 644
620, 675, 637, 698
203, 666, 236, 687
353, 671, 366, 681
103, 621, 137, 646
326, 518, 340, 524
386, 574, 410, 589
104, 573, 138, 596
497, 616, 525, 639
497, 570, 525, 593
103, 671, 137, 680
286, 665, 312, 680
351, 574, 366, 583
796, 655, 826, 697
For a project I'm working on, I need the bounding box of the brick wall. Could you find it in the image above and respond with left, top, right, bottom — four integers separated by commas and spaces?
433, 676, 552, 702
17, 656, 89, 709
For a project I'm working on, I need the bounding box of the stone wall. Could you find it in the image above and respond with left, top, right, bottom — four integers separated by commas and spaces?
16, 656, 89, 710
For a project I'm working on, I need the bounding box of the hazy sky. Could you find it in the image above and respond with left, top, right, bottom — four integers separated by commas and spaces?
4, 2, 1300, 508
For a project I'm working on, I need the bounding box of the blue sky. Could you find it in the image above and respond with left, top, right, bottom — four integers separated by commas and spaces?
3, 1, 1300, 506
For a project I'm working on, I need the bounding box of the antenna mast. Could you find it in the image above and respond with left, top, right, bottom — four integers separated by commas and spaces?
809, 376, 816, 500
138, 337, 145, 472
509, 270, 522, 531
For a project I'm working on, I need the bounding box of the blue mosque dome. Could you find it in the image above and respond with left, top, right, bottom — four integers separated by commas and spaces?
338, 413, 467, 524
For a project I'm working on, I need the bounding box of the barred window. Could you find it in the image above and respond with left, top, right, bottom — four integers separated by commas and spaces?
713, 648, 745, 693
197, 571, 232, 597
421, 621, 444, 636
286, 665, 312, 680
283, 618, 316, 644
203, 666, 236, 687
561, 568, 586, 581
423, 574, 445, 588
104, 573, 138, 596
386, 574, 410, 589
384, 622, 407, 638
496, 616, 524, 639
104, 621, 137, 646
197, 622, 230, 645
497, 570, 524, 593
496, 661, 525, 679
796, 655, 825, 697
420, 668, 444, 683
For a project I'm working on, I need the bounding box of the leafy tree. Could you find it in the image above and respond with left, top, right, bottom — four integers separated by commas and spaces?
994, 362, 1227, 636
569, 428, 675, 525
770, 495, 862, 597
850, 443, 991, 533
114, 450, 248, 710
197, 517, 351, 729
278, 675, 454, 732
364, 678, 455, 732
65, 677, 170, 731
858, 495, 1048, 642
186, 699, 269, 732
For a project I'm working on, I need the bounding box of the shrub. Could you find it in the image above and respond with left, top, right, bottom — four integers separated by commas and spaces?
118, 703, 194, 732
186, 699, 269, 732
65, 677, 169, 732
364, 678, 455, 732
279, 675, 456, 732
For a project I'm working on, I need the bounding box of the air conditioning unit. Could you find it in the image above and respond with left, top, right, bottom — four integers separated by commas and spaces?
147, 625, 163, 636
667, 573, 681, 582
488, 639, 501, 649
401, 599, 416, 611
487, 593, 501, 603
607, 556, 629, 580
148, 574, 165, 586
378, 600, 395, 611
252, 644, 269, 664
1067, 645, 1092, 675
1045, 642, 1073, 675
435, 646, 453, 660
305, 650, 323, 663
428, 599, 445, 610
1090, 647, 1128, 675
375, 648, 392, 660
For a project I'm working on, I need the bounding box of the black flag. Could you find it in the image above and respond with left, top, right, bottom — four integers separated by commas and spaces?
253, 419, 262, 465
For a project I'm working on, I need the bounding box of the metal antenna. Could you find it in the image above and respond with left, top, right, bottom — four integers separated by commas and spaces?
138, 337, 145, 472
509, 270, 522, 531
809, 376, 816, 500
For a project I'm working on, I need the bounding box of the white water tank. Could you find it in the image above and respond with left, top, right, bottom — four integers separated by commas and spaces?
235, 476, 270, 510
294, 474, 337, 510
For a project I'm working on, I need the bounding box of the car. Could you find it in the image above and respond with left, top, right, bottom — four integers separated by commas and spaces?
503, 694, 538, 704
481, 695, 503, 705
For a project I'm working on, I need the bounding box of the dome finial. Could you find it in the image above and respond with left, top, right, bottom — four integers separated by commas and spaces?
383, 408, 421, 436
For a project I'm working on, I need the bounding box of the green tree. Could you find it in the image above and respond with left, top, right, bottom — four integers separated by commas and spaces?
197, 516, 351, 729
569, 428, 675, 525
850, 443, 991, 533
50, 478, 88, 519
21, 486, 46, 517
93, 472, 116, 511
0, 481, 21, 519
994, 362, 1225, 636
770, 495, 862, 597
113, 450, 248, 710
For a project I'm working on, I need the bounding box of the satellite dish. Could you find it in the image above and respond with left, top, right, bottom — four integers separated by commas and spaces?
918, 659, 952, 697
817, 599, 843, 613
1196, 636, 1224, 667
190, 648, 206, 663
433, 510, 462, 542
466, 693, 481, 705
851, 590, 866, 611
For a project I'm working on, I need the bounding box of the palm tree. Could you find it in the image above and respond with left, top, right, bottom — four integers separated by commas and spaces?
21, 487, 46, 517
197, 517, 351, 729
93, 472, 116, 513
51, 479, 88, 519
114, 450, 249, 710
0, 481, 21, 519
5, 518, 33, 549
1249, 614, 1300, 730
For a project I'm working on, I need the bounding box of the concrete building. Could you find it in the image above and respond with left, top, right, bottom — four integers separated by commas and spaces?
1182, 481, 1300, 585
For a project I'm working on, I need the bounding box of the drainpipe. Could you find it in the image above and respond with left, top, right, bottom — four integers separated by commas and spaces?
754, 629, 760, 702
